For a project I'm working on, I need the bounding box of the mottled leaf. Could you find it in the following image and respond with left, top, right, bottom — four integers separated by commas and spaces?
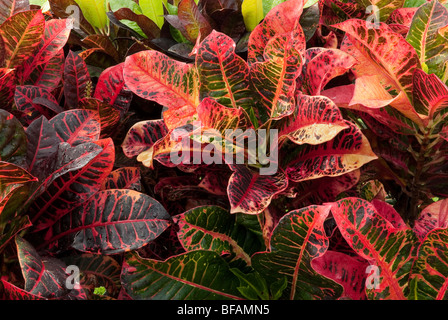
93, 63, 132, 116
311, 250, 369, 300
278, 94, 349, 145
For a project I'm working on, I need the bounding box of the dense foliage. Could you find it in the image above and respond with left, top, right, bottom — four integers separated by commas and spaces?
1, 0, 448, 300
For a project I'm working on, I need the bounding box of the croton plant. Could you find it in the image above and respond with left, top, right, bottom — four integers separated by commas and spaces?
1, 0, 448, 301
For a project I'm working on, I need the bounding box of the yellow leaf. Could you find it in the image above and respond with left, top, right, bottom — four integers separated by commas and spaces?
74, 0, 108, 30
140, 0, 165, 29
242, 0, 264, 31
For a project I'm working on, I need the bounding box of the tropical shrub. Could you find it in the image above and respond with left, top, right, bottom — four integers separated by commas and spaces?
1, 0, 448, 301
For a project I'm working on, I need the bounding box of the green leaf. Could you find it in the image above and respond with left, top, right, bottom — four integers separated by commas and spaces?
0, 110, 27, 166
121, 250, 244, 300
139, 0, 164, 28
408, 229, 448, 300
230, 268, 270, 300
406, 0, 448, 79
262, 0, 284, 16
174, 206, 265, 266
74, 0, 109, 30
252, 204, 343, 300
242, 0, 264, 31
0, 9, 45, 69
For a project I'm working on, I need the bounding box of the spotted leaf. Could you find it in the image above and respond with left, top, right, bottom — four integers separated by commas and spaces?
278, 94, 350, 146
196, 30, 253, 112
301, 47, 356, 95
285, 124, 377, 182
247, 0, 305, 65
334, 19, 422, 124
93, 63, 132, 117
124, 50, 199, 130
250, 26, 306, 119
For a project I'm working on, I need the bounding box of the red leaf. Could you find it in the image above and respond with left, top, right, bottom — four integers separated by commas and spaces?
329, 197, 418, 300
247, 0, 305, 65
250, 26, 306, 119
0, 9, 45, 68
49, 109, 101, 146
301, 47, 356, 95
93, 63, 132, 116
252, 204, 343, 299
413, 199, 448, 240
121, 119, 169, 158
78, 97, 121, 136
100, 167, 141, 191
412, 69, 448, 119
178, 0, 212, 43
35, 19, 71, 65
334, 19, 422, 124
227, 165, 288, 214
311, 250, 369, 300
371, 199, 407, 231
64, 51, 90, 109
279, 94, 349, 146
196, 30, 253, 111
1, 279, 44, 300
15, 236, 86, 299
28, 49, 64, 91
14, 85, 60, 124
25, 116, 60, 180
197, 97, 245, 132
285, 124, 377, 182
0, 0, 29, 24
44, 189, 171, 254
124, 50, 199, 130
0, 68, 15, 109
29, 138, 115, 231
